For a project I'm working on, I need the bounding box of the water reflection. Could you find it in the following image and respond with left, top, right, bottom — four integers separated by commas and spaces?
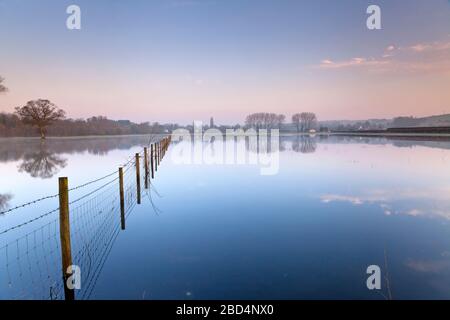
0, 152, 142, 300
292, 135, 317, 153
1, 134, 450, 299
0, 135, 154, 163
1, 134, 449, 165
18, 142, 67, 179
0, 136, 156, 180
321, 187, 450, 220
0, 193, 12, 211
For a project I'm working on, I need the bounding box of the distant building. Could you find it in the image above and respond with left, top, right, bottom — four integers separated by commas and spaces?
210, 117, 215, 128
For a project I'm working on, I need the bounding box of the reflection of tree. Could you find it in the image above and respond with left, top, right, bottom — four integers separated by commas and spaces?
0, 136, 156, 163
292, 136, 317, 154
0, 193, 13, 211
18, 142, 67, 179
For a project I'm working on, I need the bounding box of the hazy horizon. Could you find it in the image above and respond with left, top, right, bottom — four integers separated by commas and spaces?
1, 0, 449, 124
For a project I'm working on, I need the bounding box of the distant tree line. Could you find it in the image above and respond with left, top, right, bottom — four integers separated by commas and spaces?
0, 80, 176, 138
390, 115, 450, 128
0, 112, 172, 138
333, 121, 385, 131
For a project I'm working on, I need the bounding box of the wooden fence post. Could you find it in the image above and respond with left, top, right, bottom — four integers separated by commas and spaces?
150, 144, 154, 179
135, 153, 141, 204
163, 138, 165, 158
119, 167, 125, 230
58, 177, 74, 301
144, 147, 149, 189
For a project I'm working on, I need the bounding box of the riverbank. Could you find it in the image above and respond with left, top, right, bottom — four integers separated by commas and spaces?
2, 131, 450, 141
329, 132, 450, 138
281, 132, 450, 139
0, 133, 166, 141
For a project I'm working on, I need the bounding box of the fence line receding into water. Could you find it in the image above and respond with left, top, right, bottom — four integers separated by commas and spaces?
0, 136, 172, 300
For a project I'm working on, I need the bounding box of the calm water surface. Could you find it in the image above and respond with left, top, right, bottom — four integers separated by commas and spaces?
1, 135, 450, 300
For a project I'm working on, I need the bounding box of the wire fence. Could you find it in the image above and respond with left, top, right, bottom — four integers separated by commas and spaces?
0, 136, 171, 300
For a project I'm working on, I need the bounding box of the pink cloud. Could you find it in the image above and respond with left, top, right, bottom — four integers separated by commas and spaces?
319, 57, 389, 69
386, 45, 396, 52
408, 41, 450, 52
318, 40, 450, 75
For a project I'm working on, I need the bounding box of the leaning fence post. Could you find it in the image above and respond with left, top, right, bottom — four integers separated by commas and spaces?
144, 147, 149, 189
135, 153, 141, 204
119, 167, 125, 230
58, 177, 74, 301
150, 144, 155, 179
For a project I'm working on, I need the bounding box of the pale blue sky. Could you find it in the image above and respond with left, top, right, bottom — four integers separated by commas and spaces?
1, 0, 449, 123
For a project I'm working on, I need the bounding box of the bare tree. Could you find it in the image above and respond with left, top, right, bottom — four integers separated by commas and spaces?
300, 112, 317, 132
15, 99, 66, 139
245, 113, 286, 130
0, 76, 7, 93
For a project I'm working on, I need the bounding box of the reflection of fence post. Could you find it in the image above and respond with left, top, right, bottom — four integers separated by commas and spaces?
150, 144, 154, 179
58, 177, 74, 301
135, 153, 141, 204
155, 142, 158, 171
156, 142, 159, 165
144, 147, 149, 189
156, 142, 159, 166
119, 167, 125, 230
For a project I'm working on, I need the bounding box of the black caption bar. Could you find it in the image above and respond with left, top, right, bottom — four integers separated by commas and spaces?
0, 300, 443, 319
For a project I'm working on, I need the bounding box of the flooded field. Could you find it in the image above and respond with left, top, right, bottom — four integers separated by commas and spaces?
1, 134, 450, 299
